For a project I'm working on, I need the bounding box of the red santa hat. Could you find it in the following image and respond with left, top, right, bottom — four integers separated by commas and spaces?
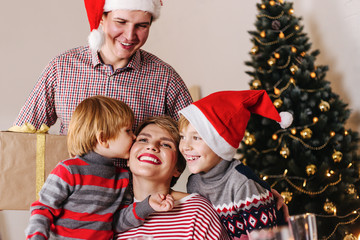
179, 90, 293, 160
84, 0, 162, 51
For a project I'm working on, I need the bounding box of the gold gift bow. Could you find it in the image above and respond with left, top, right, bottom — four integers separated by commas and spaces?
8, 123, 50, 200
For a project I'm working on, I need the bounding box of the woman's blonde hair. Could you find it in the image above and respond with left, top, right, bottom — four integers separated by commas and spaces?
135, 115, 186, 187
67, 95, 134, 156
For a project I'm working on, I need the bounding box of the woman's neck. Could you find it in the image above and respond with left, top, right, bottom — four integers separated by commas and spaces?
132, 176, 171, 201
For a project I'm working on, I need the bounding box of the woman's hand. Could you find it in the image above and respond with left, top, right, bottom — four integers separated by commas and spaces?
149, 193, 175, 212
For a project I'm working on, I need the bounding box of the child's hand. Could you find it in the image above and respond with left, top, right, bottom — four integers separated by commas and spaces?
271, 188, 290, 221
149, 193, 174, 212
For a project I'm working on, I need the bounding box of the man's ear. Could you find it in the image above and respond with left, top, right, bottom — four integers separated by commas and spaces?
96, 131, 109, 148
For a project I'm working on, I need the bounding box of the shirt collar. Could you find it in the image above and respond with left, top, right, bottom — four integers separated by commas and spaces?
91, 48, 142, 72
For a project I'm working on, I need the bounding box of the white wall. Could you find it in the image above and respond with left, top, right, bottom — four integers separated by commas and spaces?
1, 0, 360, 239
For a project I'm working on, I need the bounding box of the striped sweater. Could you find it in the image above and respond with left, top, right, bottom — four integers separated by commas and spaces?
25, 152, 153, 240
116, 193, 230, 240
187, 160, 281, 239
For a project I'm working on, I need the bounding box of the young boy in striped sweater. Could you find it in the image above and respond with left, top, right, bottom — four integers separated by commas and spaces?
178, 90, 292, 239
25, 96, 174, 240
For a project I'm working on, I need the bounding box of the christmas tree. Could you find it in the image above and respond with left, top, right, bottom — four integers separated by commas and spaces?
238, 0, 360, 239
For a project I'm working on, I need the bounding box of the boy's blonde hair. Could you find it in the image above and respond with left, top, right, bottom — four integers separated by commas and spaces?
67, 95, 134, 156
135, 115, 186, 187
178, 115, 190, 132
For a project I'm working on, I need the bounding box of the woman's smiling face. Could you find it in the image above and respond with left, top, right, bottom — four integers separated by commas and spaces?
129, 123, 180, 183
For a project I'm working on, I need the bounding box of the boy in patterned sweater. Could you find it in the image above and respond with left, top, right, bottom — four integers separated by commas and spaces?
178, 90, 292, 239
25, 96, 174, 240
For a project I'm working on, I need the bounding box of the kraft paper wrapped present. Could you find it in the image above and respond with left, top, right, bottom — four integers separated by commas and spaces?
0, 124, 69, 210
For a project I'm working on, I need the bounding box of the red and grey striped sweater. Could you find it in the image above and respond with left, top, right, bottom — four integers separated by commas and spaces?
25, 152, 153, 240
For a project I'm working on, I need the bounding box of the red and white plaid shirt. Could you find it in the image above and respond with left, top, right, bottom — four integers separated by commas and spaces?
15, 46, 193, 134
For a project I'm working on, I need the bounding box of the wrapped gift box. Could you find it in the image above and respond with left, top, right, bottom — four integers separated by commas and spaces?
0, 131, 69, 210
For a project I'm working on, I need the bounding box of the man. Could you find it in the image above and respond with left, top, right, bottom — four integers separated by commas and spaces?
14, 0, 192, 134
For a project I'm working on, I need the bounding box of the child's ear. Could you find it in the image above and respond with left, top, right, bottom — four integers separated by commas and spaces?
96, 131, 109, 148
173, 168, 181, 178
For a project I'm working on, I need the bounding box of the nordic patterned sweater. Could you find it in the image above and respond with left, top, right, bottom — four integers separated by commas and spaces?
25, 151, 154, 240
187, 159, 281, 239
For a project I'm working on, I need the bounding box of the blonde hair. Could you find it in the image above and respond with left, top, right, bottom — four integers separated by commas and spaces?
135, 115, 186, 187
178, 114, 190, 132
67, 95, 134, 156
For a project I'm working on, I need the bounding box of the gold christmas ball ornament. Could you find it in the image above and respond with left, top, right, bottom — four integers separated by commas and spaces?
280, 145, 290, 159
289, 8, 294, 14
323, 199, 337, 215
300, 128, 312, 139
244, 134, 256, 146
251, 79, 262, 89
268, 57, 276, 66
273, 98, 283, 108
290, 65, 298, 74
319, 100, 330, 112
313, 117, 319, 123
332, 150, 343, 163
343, 234, 357, 240
346, 184, 356, 195
279, 31, 285, 39
260, 30, 266, 38
281, 190, 293, 204
306, 164, 317, 176
251, 46, 259, 55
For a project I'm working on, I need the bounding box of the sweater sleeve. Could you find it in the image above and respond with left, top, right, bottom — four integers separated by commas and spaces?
25, 162, 74, 240
235, 179, 278, 233
113, 196, 154, 233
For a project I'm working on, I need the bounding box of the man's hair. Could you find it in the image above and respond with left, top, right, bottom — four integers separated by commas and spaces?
135, 115, 186, 187
67, 95, 134, 156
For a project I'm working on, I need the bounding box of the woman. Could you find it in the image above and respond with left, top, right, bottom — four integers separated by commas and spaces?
115, 116, 230, 240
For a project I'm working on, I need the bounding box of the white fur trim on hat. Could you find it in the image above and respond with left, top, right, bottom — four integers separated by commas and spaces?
88, 28, 105, 52
278, 111, 293, 129
104, 0, 161, 20
179, 105, 237, 161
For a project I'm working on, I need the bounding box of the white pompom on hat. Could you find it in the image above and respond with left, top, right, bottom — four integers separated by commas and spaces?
84, 0, 162, 52
179, 90, 293, 161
